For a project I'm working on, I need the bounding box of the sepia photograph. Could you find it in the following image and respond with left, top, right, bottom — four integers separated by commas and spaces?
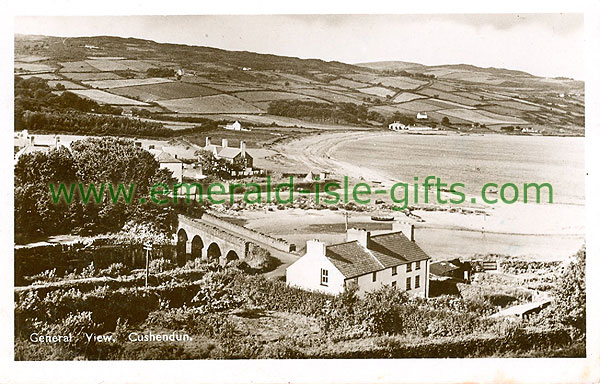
3, 3, 599, 383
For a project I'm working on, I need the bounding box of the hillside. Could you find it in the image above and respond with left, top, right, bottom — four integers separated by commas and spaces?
14, 34, 584, 136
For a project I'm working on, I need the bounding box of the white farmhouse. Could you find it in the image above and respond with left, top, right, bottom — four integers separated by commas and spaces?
286, 224, 431, 297
224, 121, 242, 131
388, 121, 407, 131
156, 152, 183, 183
416, 112, 428, 120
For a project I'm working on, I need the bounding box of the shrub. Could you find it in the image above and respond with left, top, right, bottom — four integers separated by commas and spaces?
98, 263, 130, 278
149, 258, 176, 273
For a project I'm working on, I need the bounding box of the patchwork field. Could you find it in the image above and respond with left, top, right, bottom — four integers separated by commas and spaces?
204, 83, 263, 92
330, 78, 369, 89
416, 89, 483, 106
421, 98, 477, 110
394, 100, 446, 112
60, 72, 123, 81
109, 82, 218, 101
357, 86, 396, 98
371, 76, 429, 89
69, 89, 150, 106
83, 78, 173, 89
391, 92, 426, 103
14, 62, 56, 72
437, 108, 528, 125
58, 61, 99, 72
85, 59, 130, 72
155, 94, 263, 114
442, 71, 507, 85
47, 80, 87, 90
18, 73, 62, 80
297, 89, 365, 104
233, 91, 327, 103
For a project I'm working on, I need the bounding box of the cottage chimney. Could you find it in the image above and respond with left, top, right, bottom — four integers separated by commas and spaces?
346, 228, 370, 247
205, 137, 211, 147
240, 140, 246, 156
55, 136, 61, 148
393, 221, 415, 242
306, 239, 326, 257
222, 138, 228, 148
29, 135, 34, 146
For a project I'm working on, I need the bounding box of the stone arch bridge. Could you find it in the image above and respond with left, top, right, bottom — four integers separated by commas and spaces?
175, 214, 294, 266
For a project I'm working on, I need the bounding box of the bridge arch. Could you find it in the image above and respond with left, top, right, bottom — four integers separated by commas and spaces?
176, 228, 188, 265
191, 235, 204, 259
206, 242, 222, 261
225, 250, 239, 262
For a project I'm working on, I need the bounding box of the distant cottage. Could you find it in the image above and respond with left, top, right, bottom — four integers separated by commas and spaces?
416, 112, 428, 120
286, 223, 431, 297
224, 121, 242, 131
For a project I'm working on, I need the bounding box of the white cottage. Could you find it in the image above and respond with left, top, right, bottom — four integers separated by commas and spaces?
286, 224, 431, 297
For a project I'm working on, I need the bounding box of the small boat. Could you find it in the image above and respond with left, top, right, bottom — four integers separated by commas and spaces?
371, 215, 395, 222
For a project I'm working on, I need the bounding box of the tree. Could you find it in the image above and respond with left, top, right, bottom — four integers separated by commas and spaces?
14, 137, 178, 241
441, 117, 451, 126
553, 247, 586, 333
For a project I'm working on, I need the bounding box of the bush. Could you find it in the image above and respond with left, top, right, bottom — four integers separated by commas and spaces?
98, 263, 130, 278
149, 258, 176, 273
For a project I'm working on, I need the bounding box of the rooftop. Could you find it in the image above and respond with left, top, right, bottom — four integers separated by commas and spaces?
325, 231, 430, 279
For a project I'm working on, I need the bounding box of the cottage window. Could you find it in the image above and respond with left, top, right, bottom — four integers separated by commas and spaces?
392, 266, 397, 276
415, 275, 420, 288
406, 263, 412, 273
321, 269, 328, 286
406, 277, 411, 290
372, 272, 377, 282
415, 261, 421, 270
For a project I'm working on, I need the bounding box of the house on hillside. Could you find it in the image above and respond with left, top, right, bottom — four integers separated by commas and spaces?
224, 121, 242, 131
204, 137, 254, 170
161, 145, 199, 162
389, 121, 407, 131
14, 131, 66, 163
417, 112, 428, 120
156, 152, 183, 183
286, 223, 431, 297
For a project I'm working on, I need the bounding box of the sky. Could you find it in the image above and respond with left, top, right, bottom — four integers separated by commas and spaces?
14, 14, 584, 79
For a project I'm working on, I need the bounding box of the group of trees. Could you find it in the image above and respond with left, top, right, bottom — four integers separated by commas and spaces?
146, 67, 175, 78
15, 110, 182, 138
15, 76, 183, 137
267, 100, 382, 125
15, 76, 122, 115
14, 137, 203, 242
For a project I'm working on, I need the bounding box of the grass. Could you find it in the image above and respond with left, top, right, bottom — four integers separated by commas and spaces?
82, 77, 173, 89
69, 89, 150, 106
60, 72, 123, 81
233, 91, 326, 103
357, 86, 396, 98
156, 94, 264, 114
391, 92, 426, 103
58, 61, 99, 73
111, 82, 219, 101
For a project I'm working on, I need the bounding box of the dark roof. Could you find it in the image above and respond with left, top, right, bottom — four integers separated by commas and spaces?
325, 231, 430, 279
430, 261, 461, 276
326, 241, 384, 279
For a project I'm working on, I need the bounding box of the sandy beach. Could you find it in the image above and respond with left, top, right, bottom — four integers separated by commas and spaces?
247, 130, 586, 261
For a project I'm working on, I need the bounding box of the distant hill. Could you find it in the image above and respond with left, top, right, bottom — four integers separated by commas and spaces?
14, 34, 585, 136
357, 61, 535, 78
355, 61, 425, 71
